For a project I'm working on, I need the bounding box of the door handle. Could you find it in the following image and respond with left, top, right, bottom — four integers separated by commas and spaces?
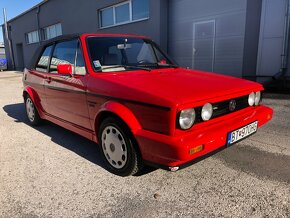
45, 76, 52, 83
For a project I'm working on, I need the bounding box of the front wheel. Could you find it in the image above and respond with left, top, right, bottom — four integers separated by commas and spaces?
25, 96, 42, 126
98, 117, 143, 176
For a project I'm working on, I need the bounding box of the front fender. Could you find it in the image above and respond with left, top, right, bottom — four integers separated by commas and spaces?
95, 101, 142, 134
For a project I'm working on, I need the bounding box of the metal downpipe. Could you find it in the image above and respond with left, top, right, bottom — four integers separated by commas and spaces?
273, 0, 290, 80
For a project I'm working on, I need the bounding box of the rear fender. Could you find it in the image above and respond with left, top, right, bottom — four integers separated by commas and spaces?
23, 86, 44, 118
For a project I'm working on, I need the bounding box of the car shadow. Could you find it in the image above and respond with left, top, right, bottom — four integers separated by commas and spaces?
3, 103, 156, 177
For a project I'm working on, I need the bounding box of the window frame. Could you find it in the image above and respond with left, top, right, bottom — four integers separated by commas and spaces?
34, 37, 87, 76
26, 30, 40, 44
85, 36, 175, 73
49, 39, 79, 74
74, 41, 88, 76
114, 1, 131, 24
35, 43, 55, 72
42, 23, 63, 41
99, 0, 149, 29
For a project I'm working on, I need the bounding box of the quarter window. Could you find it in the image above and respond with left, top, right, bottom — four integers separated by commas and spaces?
75, 45, 86, 75
36, 45, 53, 72
99, 0, 149, 28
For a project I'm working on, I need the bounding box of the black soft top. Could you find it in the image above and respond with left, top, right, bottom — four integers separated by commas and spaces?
27, 34, 80, 69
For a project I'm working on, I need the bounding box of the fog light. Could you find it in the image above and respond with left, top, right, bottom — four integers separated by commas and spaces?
169, 166, 179, 172
189, 145, 204, 155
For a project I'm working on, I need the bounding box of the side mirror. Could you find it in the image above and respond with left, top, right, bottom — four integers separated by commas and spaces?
159, 59, 167, 65
57, 64, 72, 75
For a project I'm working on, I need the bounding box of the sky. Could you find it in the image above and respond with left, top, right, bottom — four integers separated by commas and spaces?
0, 0, 43, 43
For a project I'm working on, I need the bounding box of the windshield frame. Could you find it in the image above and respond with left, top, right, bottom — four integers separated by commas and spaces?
85, 36, 178, 73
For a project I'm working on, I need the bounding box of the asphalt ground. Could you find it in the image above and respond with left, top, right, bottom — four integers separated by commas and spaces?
0, 71, 290, 218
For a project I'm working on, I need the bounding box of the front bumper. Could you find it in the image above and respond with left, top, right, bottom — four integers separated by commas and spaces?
135, 105, 273, 167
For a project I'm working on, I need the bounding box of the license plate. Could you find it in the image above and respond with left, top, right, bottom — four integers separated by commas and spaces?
227, 121, 258, 145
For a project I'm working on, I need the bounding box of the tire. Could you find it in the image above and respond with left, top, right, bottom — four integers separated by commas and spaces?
98, 117, 143, 176
25, 96, 42, 126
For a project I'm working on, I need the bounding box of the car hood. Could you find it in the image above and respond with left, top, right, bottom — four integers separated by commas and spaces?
95, 68, 262, 108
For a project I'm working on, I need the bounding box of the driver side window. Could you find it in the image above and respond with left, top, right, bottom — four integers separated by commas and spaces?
49, 40, 78, 74
48, 39, 87, 75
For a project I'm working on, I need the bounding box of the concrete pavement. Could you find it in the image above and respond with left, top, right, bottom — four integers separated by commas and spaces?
0, 71, 290, 217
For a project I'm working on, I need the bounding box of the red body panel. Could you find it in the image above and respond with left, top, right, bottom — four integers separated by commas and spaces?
136, 105, 273, 166
23, 33, 273, 168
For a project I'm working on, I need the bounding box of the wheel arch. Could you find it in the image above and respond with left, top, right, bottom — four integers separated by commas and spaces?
23, 87, 35, 102
95, 101, 144, 169
23, 86, 43, 118
95, 101, 142, 137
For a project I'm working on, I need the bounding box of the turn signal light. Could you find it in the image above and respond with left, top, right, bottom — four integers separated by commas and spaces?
189, 145, 204, 155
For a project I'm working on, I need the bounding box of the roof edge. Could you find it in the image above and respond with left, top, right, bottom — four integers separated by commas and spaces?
5, 0, 49, 24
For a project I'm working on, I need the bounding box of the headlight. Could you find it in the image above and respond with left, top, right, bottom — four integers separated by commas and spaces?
248, 92, 255, 106
179, 108, 196, 130
255, 91, 261, 105
201, 103, 213, 121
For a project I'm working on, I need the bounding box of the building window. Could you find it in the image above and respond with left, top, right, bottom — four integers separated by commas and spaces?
26, 30, 39, 44
43, 23, 62, 40
115, 2, 130, 24
100, 8, 114, 27
132, 0, 149, 20
99, 0, 149, 28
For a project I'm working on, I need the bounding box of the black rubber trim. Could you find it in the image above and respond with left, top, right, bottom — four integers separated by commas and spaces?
144, 146, 227, 171
46, 85, 84, 94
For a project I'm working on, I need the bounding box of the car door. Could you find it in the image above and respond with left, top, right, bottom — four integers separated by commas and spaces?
25, 45, 54, 113
44, 39, 91, 130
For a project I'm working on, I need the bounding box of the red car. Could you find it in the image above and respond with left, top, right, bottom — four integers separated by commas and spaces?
23, 33, 273, 176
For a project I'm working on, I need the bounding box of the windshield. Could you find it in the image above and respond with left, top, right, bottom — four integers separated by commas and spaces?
86, 36, 177, 72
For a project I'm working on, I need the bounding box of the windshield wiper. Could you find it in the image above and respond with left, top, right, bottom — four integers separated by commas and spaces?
157, 63, 179, 68
99, 65, 151, 72
138, 63, 179, 69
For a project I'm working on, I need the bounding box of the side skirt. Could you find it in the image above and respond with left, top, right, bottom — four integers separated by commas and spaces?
44, 113, 95, 142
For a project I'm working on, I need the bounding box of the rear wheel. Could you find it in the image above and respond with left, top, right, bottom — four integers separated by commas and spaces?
25, 96, 41, 126
98, 117, 143, 176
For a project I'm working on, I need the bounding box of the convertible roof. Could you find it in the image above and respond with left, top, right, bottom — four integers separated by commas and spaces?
27, 34, 80, 69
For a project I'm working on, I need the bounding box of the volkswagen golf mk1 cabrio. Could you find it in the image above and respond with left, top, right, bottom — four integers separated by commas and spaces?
23, 33, 273, 176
